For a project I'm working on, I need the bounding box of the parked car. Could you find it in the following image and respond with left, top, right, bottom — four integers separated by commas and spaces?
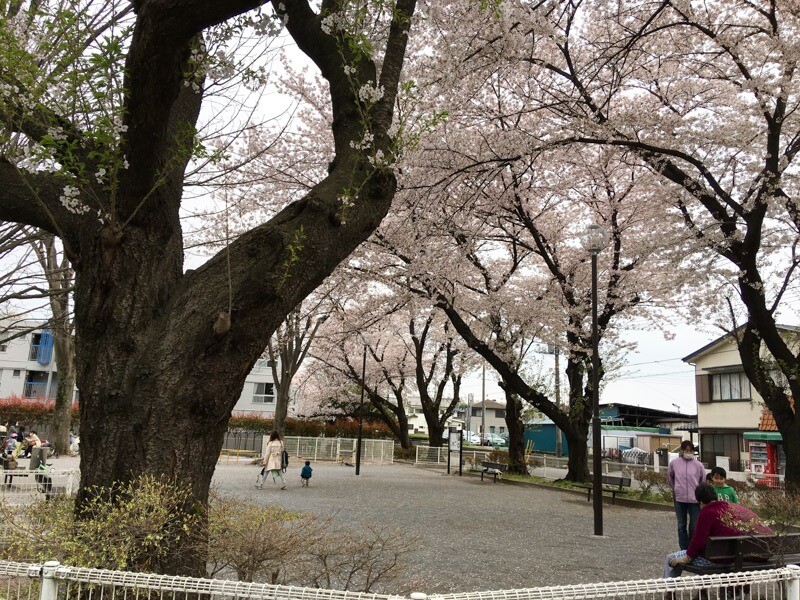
461, 431, 480, 445
480, 433, 506, 446
440, 430, 481, 445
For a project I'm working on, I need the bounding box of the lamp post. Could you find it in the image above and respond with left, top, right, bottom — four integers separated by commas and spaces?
356, 345, 366, 476
581, 223, 608, 537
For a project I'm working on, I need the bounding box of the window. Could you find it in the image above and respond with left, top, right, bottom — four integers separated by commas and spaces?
0, 342, 7, 352
471, 407, 483, 417
711, 372, 751, 401
494, 409, 506, 419
252, 382, 274, 404
489, 426, 495, 433
499, 427, 505, 434
12, 369, 21, 377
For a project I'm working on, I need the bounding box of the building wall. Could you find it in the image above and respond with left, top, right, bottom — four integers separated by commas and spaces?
2, 323, 277, 411
691, 338, 762, 431
0, 330, 57, 398
230, 359, 278, 416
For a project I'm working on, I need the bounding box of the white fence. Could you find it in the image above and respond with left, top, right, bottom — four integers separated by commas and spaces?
414, 445, 493, 466
1, 561, 798, 600
280, 436, 395, 464
0, 468, 79, 505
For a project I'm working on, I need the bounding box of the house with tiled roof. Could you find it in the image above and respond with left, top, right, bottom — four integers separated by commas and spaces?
682, 326, 798, 473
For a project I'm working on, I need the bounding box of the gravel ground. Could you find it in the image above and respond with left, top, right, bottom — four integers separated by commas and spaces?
210, 459, 678, 593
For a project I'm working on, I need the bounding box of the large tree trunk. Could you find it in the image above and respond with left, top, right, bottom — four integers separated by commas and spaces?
738, 321, 800, 491
272, 379, 291, 435
50, 335, 74, 456
502, 390, 527, 475
563, 420, 590, 482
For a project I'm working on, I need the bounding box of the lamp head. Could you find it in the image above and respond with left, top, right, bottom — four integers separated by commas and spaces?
581, 224, 609, 254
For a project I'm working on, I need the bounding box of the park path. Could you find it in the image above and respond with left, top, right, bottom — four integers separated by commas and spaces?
214, 460, 678, 593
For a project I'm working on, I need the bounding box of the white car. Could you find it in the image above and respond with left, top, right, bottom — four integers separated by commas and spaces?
440, 430, 481, 445
480, 433, 506, 446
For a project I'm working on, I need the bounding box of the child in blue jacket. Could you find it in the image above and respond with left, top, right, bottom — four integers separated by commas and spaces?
300, 461, 313, 487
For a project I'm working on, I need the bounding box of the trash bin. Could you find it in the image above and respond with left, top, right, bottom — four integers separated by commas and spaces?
29, 446, 48, 470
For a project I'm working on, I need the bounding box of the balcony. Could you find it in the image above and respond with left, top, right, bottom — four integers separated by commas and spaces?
23, 382, 54, 399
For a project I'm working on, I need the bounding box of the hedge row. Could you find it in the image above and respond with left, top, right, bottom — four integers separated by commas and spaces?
230, 413, 394, 439
0, 396, 80, 427
0, 397, 393, 440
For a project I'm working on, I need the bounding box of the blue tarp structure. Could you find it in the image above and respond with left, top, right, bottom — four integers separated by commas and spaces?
35, 329, 53, 365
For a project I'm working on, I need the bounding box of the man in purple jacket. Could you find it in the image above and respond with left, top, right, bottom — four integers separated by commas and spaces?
663, 484, 772, 577
667, 440, 706, 549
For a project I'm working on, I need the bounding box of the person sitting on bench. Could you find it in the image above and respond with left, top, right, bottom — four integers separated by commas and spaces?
663, 484, 771, 578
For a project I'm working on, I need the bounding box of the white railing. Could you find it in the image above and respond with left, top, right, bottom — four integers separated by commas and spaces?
1, 561, 798, 600
279, 436, 395, 464
414, 445, 492, 466
0, 469, 79, 504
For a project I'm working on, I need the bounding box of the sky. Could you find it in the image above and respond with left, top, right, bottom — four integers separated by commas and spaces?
458, 320, 727, 416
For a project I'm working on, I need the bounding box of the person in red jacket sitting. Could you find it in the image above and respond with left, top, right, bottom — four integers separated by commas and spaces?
663, 484, 772, 577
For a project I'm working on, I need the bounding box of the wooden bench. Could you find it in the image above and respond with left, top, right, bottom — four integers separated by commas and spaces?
480, 461, 509, 482
575, 475, 631, 504
677, 533, 800, 575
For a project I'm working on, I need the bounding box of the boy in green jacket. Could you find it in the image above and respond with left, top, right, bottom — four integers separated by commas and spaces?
709, 466, 738, 503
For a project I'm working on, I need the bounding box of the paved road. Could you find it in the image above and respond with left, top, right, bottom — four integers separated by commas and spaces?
210, 459, 678, 593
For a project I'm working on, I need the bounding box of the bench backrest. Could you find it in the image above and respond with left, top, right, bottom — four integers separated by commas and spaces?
705, 533, 800, 568
593, 475, 631, 488
482, 461, 508, 470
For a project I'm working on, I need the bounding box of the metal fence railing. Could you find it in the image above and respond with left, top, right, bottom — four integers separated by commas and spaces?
281, 437, 395, 464
0, 469, 79, 505
414, 445, 493, 466
1, 560, 798, 600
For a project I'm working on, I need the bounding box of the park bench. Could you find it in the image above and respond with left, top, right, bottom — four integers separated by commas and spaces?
575, 475, 631, 504
676, 533, 800, 575
480, 461, 509, 482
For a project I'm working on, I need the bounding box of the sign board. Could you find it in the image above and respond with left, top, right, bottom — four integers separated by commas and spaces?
448, 430, 461, 452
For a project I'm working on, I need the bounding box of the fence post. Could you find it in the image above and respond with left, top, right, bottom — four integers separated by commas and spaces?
786, 564, 800, 600
40, 561, 60, 600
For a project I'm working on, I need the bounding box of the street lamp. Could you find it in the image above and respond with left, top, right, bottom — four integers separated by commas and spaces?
581, 223, 608, 537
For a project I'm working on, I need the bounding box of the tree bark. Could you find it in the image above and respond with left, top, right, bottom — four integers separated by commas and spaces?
502, 389, 527, 475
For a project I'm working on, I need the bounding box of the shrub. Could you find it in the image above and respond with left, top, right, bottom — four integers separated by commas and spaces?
0, 475, 201, 572
753, 489, 800, 532
2, 483, 419, 593
207, 495, 316, 583
728, 477, 759, 507
633, 469, 673, 501
0, 395, 79, 428
394, 445, 416, 460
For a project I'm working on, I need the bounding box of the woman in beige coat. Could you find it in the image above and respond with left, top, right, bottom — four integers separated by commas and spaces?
262, 431, 286, 489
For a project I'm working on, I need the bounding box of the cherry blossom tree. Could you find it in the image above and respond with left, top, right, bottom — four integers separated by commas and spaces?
0, 0, 418, 573
469, 0, 800, 487
312, 301, 416, 449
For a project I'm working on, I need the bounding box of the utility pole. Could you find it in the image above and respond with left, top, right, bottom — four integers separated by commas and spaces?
466, 393, 474, 434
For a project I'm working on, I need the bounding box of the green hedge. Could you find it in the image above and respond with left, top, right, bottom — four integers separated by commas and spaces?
0, 396, 394, 440
0, 395, 80, 428
229, 414, 394, 439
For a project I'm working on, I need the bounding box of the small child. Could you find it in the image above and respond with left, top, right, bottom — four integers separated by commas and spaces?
300, 461, 313, 487
709, 466, 738, 503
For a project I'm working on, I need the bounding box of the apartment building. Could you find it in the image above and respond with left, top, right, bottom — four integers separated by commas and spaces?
682, 325, 797, 470
0, 323, 277, 413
